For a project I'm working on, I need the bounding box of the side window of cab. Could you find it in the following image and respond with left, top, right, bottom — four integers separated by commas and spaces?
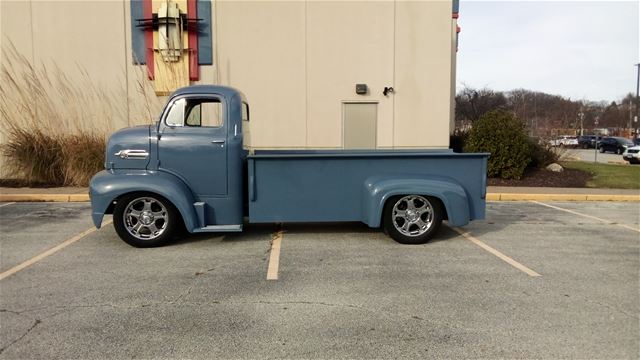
165, 97, 223, 128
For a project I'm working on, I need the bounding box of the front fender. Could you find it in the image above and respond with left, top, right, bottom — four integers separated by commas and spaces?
362, 175, 470, 227
89, 170, 199, 231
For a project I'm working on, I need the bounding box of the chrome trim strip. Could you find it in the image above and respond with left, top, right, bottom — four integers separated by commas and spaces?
114, 149, 149, 159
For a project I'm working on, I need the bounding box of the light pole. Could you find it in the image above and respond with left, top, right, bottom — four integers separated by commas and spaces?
634, 63, 640, 100
578, 111, 584, 136
635, 63, 639, 139
594, 116, 599, 163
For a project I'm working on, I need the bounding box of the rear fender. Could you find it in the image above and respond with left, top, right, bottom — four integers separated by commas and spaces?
89, 170, 199, 231
362, 175, 470, 227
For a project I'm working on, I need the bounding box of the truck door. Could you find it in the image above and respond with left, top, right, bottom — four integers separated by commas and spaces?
157, 95, 228, 197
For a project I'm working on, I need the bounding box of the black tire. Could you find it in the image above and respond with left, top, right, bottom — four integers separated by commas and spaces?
599, 147, 605, 153
383, 195, 443, 245
113, 192, 181, 248
617, 148, 623, 155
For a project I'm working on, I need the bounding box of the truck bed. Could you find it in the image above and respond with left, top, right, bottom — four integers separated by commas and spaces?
247, 149, 488, 227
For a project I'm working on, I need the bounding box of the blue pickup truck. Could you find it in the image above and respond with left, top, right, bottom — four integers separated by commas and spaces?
90, 85, 489, 247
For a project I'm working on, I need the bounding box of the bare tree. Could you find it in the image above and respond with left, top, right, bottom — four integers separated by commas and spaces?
455, 85, 507, 123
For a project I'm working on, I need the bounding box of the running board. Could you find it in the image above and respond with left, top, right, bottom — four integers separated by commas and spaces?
192, 224, 243, 233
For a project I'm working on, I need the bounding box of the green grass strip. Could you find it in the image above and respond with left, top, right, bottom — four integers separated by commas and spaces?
560, 161, 640, 189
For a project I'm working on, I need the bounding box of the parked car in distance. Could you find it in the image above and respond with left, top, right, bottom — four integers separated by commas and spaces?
549, 135, 578, 148
598, 137, 634, 154
578, 135, 598, 149
622, 145, 640, 164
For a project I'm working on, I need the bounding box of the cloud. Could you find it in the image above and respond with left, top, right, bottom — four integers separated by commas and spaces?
457, 1, 639, 101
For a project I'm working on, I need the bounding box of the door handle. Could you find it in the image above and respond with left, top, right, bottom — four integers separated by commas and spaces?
211, 140, 225, 147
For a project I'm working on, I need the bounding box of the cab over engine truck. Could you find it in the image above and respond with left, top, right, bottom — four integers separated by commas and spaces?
90, 86, 489, 247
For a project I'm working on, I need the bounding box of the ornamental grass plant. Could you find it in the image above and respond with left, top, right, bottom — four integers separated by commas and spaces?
0, 43, 159, 186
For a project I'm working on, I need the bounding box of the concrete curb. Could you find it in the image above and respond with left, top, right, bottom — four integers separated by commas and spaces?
0, 194, 90, 202
1, 193, 639, 203
486, 193, 640, 202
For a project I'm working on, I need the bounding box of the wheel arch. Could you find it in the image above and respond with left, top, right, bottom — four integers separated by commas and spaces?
361, 175, 470, 228
89, 170, 199, 231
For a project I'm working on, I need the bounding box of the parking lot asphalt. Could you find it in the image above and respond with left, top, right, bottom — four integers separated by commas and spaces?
0, 201, 638, 359
563, 149, 628, 164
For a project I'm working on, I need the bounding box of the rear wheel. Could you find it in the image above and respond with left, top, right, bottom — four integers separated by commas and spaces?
617, 148, 623, 155
113, 193, 180, 247
383, 195, 443, 245
599, 147, 605, 153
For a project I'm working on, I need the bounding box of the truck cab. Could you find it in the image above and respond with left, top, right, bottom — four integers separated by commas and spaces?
92, 86, 249, 242
154, 86, 249, 228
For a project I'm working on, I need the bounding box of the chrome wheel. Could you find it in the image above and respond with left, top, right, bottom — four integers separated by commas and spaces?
123, 197, 169, 240
391, 195, 434, 237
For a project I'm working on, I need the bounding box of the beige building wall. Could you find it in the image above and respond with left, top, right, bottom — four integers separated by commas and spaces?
305, 0, 395, 148
215, 1, 308, 148
1, 0, 159, 131
1, 0, 456, 158
217, 0, 455, 149
393, 0, 453, 148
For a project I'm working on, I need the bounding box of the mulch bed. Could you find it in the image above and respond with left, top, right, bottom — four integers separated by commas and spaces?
488, 167, 591, 187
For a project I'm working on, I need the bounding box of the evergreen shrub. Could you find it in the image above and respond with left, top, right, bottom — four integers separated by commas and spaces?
464, 110, 531, 179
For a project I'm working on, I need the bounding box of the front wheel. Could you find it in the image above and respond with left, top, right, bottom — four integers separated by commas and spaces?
599, 147, 605, 153
383, 195, 443, 245
113, 193, 181, 247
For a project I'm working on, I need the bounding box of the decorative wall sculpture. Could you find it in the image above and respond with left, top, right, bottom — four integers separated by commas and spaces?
131, 0, 212, 95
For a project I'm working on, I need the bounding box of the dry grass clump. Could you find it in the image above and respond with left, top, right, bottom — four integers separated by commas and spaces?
62, 132, 107, 186
1, 127, 66, 186
0, 43, 127, 186
0, 127, 106, 187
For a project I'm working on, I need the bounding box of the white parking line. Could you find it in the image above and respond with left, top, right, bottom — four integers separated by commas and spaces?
451, 227, 542, 277
530, 201, 640, 233
0, 220, 112, 281
0, 202, 15, 208
266, 227, 284, 280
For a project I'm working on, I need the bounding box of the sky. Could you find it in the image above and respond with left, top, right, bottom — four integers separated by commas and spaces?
456, 1, 640, 102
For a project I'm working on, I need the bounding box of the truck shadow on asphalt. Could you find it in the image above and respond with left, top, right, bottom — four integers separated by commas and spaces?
172, 223, 276, 246
171, 220, 507, 247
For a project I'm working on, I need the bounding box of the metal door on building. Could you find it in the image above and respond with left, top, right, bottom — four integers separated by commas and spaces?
343, 102, 378, 149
